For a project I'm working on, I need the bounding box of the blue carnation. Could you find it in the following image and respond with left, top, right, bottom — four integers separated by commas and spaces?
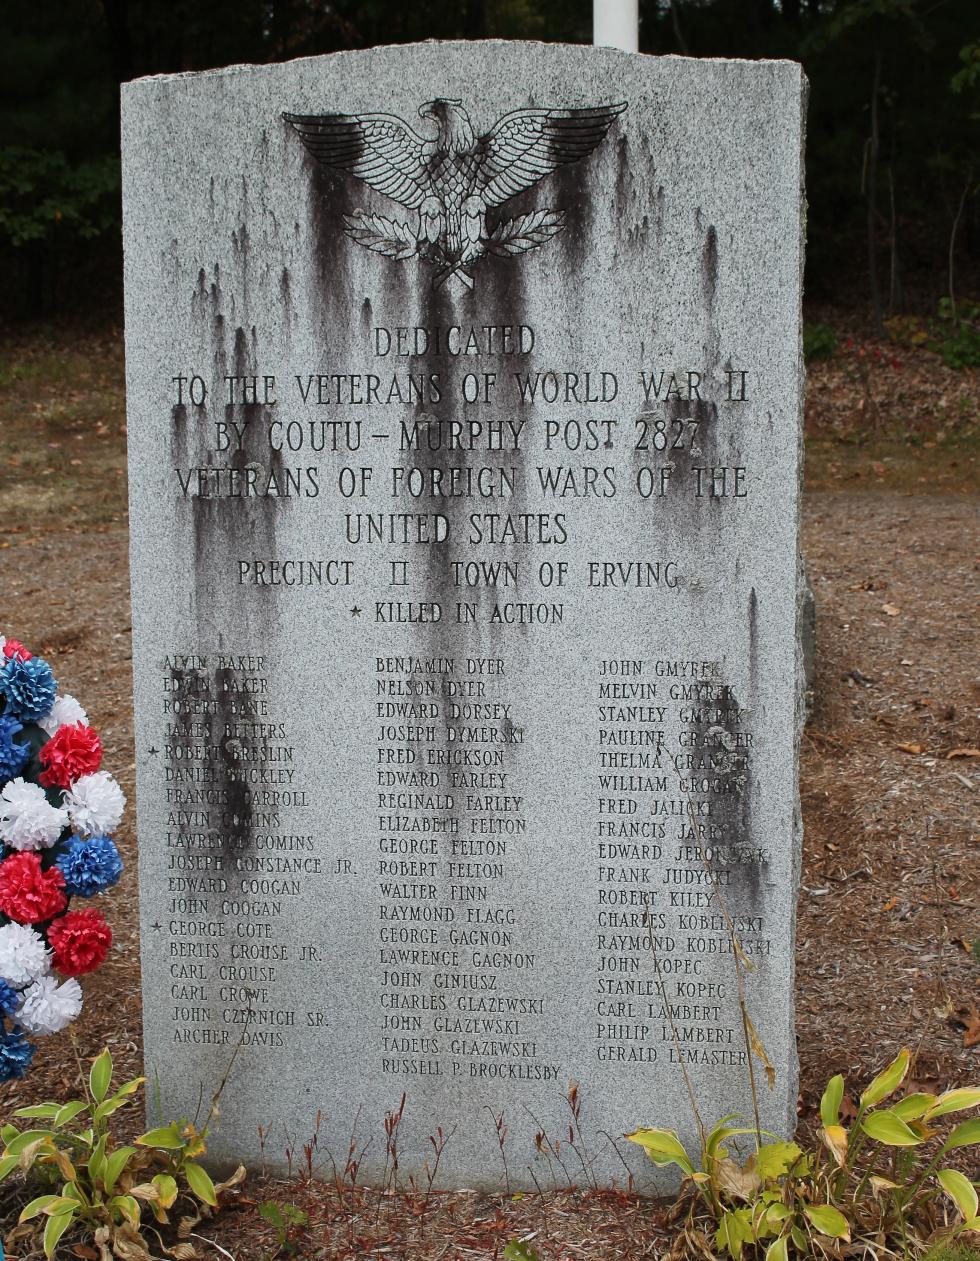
0, 980, 18, 1018
1, 656, 57, 723
0, 715, 29, 781
0, 1026, 34, 1082
54, 833, 123, 897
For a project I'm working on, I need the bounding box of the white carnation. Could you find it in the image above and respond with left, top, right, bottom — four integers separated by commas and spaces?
38, 693, 89, 737
0, 636, 5, 654
16, 975, 82, 1035
0, 923, 51, 986
0, 778, 69, 850
64, 771, 125, 836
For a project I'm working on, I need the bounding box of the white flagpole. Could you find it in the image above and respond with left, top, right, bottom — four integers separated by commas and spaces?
593, 0, 639, 53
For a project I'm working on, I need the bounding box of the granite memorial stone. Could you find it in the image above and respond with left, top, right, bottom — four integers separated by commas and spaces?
122, 40, 806, 1189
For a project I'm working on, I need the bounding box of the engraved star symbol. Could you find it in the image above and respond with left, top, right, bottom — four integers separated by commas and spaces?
148, 746, 160, 756
350, 606, 362, 617
151, 922, 163, 932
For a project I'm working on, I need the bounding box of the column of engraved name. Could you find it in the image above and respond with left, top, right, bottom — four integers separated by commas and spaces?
161, 653, 317, 1047
375, 655, 555, 1083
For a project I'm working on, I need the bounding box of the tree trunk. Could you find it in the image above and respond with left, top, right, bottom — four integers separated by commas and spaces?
670, 0, 689, 53
948, 176, 971, 325
887, 166, 901, 315
866, 52, 884, 338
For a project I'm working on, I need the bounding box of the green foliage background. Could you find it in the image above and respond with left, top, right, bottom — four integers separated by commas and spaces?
0, 0, 976, 319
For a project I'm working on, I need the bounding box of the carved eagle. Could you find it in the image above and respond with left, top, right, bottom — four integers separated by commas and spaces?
283, 98, 627, 289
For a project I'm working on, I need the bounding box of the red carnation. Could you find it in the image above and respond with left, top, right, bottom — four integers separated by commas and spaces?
0, 852, 66, 924
39, 723, 103, 790
2, 639, 31, 661
48, 908, 112, 976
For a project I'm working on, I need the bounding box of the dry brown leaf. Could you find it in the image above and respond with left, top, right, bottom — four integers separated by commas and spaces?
111, 1227, 153, 1261
177, 1214, 201, 1240
882, 603, 901, 616
839, 1094, 859, 1123
963, 1011, 980, 1050
214, 1163, 247, 1198
821, 1124, 848, 1167
744, 1010, 776, 1090
71, 1247, 98, 1261
946, 747, 980, 759
881, 896, 898, 912
896, 742, 923, 755
713, 1156, 761, 1201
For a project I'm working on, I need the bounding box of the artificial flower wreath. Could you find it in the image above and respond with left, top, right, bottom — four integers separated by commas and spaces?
0, 635, 124, 1080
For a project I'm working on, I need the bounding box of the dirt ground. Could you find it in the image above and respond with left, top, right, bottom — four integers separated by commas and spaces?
0, 326, 977, 1259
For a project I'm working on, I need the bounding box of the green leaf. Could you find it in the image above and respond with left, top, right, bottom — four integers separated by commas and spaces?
503, 1245, 540, 1261
89, 1049, 113, 1104
1, 1123, 18, 1142
19, 1194, 62, 1223
860, 1049, 911, 1109
928, 1088, 980, 1120
820, 1074, 845, 1127
62, 1182, 88, 1206
136, 1123, 185, 1151
862, 1110, 923, 1146
152, 1173, 179, 1208
704, 1115, 743, 1161
43, 1207, 75, 1259
259, 1201, 284, 1229
5, 1128, 54, 1155
625, 1127, 695, 1175
766, 1235, 789, 1261
707, 1125, 773, 1165
52, 1101, 88, 1130
938, 1168, 979, 1221
944, 1118, 980, 1150
790, 1226, 807, 1252
184, 1160, 218, 1207
804, 1204, 851, 1240
753, 1141, 803, 1182
0, 1154, 20, 1183
91, 1079, 144, 1125
892, 1093, 938, 1121
42, 1197, 78, 1216
716, 1207, 754, 1260
102, 1146, 136, 1194
87, 1134, 107, 1184
109, 1194, 141, 1227
13, 1103, 60, 1120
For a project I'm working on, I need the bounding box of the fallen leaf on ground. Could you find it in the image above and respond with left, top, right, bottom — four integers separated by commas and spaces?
882, 603, 901, 616
896, 742, 923, 755
946, 747, 980, 759
952, 1005, 980, 1049
881, 896, 897, 911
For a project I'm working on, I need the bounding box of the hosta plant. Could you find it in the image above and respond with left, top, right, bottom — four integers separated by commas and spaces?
0, 1047, 244, 1259
628, 1049, 979, 1259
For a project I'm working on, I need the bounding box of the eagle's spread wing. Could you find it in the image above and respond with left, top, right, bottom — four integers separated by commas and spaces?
477, 103, 627, 208
283, 112, 431, 211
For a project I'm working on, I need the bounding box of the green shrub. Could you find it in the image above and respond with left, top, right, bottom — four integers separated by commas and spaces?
628, 1048, 980, 1259
936, 298, 980, 369
803, 323, 838, 363
258, 1199, 309, 1255
0, 1047, 244, 1259
922, 1242, 980, 1261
